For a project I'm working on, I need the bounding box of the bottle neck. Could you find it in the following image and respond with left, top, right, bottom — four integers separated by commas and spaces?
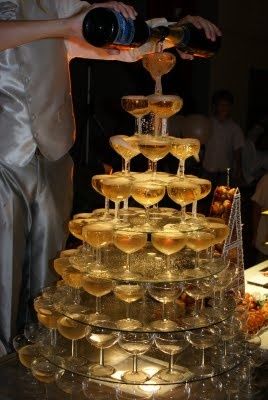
150, 24, 185, 48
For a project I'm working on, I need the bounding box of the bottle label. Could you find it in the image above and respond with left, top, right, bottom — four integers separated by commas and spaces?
113, 11, 135, 45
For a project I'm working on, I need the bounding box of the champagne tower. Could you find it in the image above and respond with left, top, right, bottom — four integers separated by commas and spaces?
18, 49, 253, 399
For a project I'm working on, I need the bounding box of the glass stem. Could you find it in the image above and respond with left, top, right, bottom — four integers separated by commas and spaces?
181, 205, 186, 222
155, 77, 162, 95
133, 354, 138, 373
224, 340, 227, 357
201, 348, 205, 368
154, 115, 161, 136
99, 348, 104, 366
192, 200, 197, 218
45, 384, 48, 400
71, 340, 77, 358
162, 302, 167, 321
137, 117, 142, 135
194, 298, 202, 316
152, 161, 157, 176
177, 159, 185, 177
168, 354, 174, 373
210, 245, 215, 260
126, 302, 130, 320
123, 199, 129, 209
96, 296, 102, 315
74, 288, 80, 305
166, 254, 171, 273
95, 248, 101, 266
126, 253, 130, 273
50, 328, 57, 347
145, 207, 150, 225
123, 159, 130, 174
161, 118, 168, 136
105, 197, 110, 217
114, 202, 119, 221
195, 251, 200, 268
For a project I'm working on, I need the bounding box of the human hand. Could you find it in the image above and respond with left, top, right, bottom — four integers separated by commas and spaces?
176, 15, 222, 60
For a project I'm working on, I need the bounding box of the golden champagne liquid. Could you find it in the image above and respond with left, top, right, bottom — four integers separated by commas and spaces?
149, 286, 180, 303
57, 316, 87, 340
110, 136, 140, 161
69, 218, 93, 241
31, 369, 56, 384
18, 345, 39, 368
131, 182, 165, 207
186, 231, 215, 251
92, 175, 111, 196
148, 96, 183, 118
113, 231, 147, 254
119, 341, 150, 355
114, 284, 144, 303
167, 180, 201, 206
83, 277, 113, 297
138, 140, 170, 162
63, 268, 84, 289
188, 178, 211, 200
121, 96, 149, 117
37, 308, 59, 329
142, 52, 176, 80
53, 257, 72, 276
151, 232, 186, 255
206, 222, 229, 243
89, 332, 118, 349
102, 177, 132, 202
170, 139, 200, 160
83, 222, 113, 248
59, 248, 79, 258
155, 342, 184, 355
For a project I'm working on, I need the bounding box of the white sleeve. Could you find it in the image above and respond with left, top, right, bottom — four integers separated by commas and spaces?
54, 0, 90, 18
251, 174, 268, 208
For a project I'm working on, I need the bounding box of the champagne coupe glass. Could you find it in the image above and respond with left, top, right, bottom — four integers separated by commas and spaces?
184, 279, 213, 327
110, 135, 140, 174
148, 94, 183, 136
55, 369, 84, 396
240, 335, 263, 398
213, 262, 238, 309
167, 178, 201, 230
121, 96, 150, 135
151, 231, 186, 279
131, 179, 165, 231
57, 313, 89, 370
148, 283, 183, 331
154, 332, 189, 382
217, 316, 242, 369
204, 219, 229, 260
62, 266, 84, 304
31, 356, 63, 399
53, 257, 72, 278
82, 275, 113, 322
113, 229, 147, 279
24, 322, 47, 345
92, 174, 116, 220
187, 177, 211, 220
34, 296, 60, 347
118, 332, 153, 384
170, 138, 200, 177
86, 322, 119, 377
142, 52, 176, 95
113, 281, 145, 330
82, 221, 114, 277
137, 135, 170, 174
101, 175, 133, 225
186, 327, 218, 378
185, 230, 215, 268
13, 334, 40, 384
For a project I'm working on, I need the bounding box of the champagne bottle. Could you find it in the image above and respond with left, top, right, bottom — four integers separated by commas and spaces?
82, 8, 221, 57
152, 23, 221, 58
82, 8, 150, 48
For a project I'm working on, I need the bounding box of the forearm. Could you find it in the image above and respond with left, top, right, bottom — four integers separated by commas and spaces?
0, 19, 73, 51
